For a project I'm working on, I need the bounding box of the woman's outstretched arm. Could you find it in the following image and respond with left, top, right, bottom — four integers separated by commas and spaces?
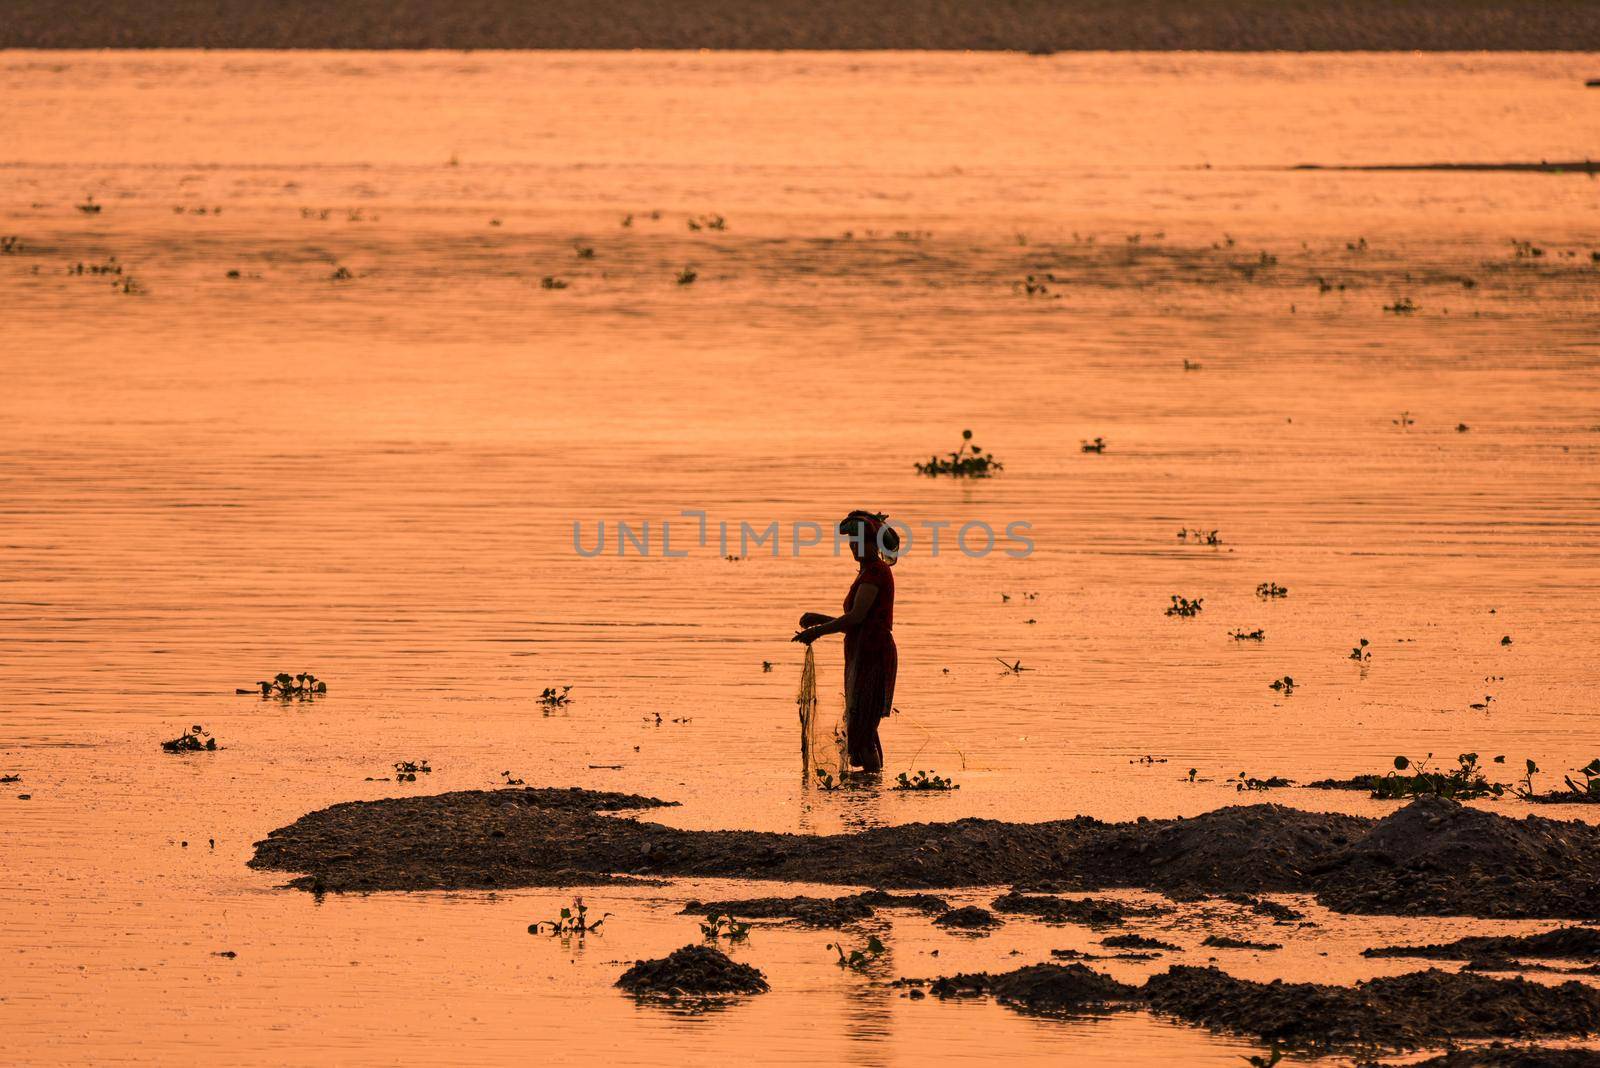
792, 585, 878, 645
798, 612, 832, 628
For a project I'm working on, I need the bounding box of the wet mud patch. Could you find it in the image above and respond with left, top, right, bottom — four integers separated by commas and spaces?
905, 963, 1140, 1015
932, 905, 1000, 929
1399, 1044, 1600, 1066
250, 790, 1600, 920
1365, 928, 1600, 962
615, 944, 768, 997
1143, 966, 1600, 1049
991, 890, 1171, 927
679, 890, 947, 928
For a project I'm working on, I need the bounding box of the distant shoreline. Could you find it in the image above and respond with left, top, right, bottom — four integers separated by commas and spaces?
5, 0, 1600, 51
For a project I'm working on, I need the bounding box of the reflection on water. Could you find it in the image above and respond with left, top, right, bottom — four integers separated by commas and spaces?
1, 49, 1598, 1066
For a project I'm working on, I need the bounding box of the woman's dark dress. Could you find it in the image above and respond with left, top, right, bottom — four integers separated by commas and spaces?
842, 555, 896, 771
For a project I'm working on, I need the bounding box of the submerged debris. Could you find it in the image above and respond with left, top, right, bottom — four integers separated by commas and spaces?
615, 944, 768, 997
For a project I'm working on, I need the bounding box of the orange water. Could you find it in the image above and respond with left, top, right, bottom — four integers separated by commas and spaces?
2, 50, 1598, 1065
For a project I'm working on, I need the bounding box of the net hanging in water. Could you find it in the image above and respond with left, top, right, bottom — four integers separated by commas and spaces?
797, 645, 847, 781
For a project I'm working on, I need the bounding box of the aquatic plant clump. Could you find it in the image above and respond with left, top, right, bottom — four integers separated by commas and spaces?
240, 672, 327, 700
162, 725, 218, 753
914, 429, 1003, 478
615, 944, 768, 997
1166, 596, 1204, 618
1373, 754, 1504, 800
893, 770, 959, 791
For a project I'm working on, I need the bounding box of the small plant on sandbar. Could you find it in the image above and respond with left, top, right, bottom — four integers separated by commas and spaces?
828, 935, 885, 970
162, 725, 218, 753
1166, 596, 1203, 618
529, 897, 610, 936
893, 770, 958, 791
914, 429, 1002, 477
700, 913, 750, 942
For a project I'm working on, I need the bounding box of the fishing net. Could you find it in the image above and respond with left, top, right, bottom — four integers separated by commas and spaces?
798, 645, 847, 782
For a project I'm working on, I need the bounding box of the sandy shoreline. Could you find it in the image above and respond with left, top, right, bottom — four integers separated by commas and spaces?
6, 0, 1600, 50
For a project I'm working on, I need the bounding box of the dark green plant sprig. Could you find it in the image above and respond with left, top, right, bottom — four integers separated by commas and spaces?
814, 769, 842, 791
827, 935, 885, 970
700, 913, 750, 942
914, 429, 1003, 478
1374, 753, 1504, 800
162, 725, 218, 753
1166, 596, 1203, 618
1348, 638, 1371, 662
893, 770, 958, 791
529, 897, 610, 936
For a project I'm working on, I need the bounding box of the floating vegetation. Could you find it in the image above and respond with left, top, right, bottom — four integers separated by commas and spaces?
1523, 759, 1600, 805
1166, 596, 1204, 618
239, 672, 326, 700
1500, 635, 1514, 646
76, 196, 101, 214
814, 769, 841, 791
1373, 754, 1504, 800
676, 266, 697, 285
539, 686, 573, 709
1, 236, 25, 254
1393, 410, 1416, 428
1256, 582, 1288, 599
1177, 528, 1221, 545
1132, 755, 1168, 765
393, 760, 432, 782
162, 725, 218, 753
330, 266, 354, 281
1232, 773, 1292, 792
573, 244, 595, 258
113, 276, 144, 295
540, 276, 568, 289
1183, 359, 1202, 371
699, 913, 751, 942
893, 770, 959, 791
70, 258, 121, 275
1348, 638, 1371, 662
1081, 437, 1107, 453
914, 429, 1003, 477
1346, 237, 1368, 251
620, 214, 632, 227
530, 896, 609, 935
500, 770, 526, 786
827, 935, 886, 970
995, 657, 1029, 673
686, 214, 726, 232
1014, 274, 1060, 298
1511, 239, 1545, 259
1383, 297, 1419, 314
0, 774, 19, 784
1230, 629, 1266, 642
1269, 676, 1296, 694
1457, 422, 1471, 432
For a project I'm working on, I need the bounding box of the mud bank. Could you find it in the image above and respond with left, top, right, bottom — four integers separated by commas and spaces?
903, 962, 1600, 1047
680, 890, 948, 928
1366, 928, 1600, 962
249, 789, 1600, 919
1142, 966, 1600, 1048
1401, 1045, 1600, 1067
615, 944, 768, 997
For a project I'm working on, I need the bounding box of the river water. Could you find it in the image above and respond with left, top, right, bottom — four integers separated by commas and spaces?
1, 50, 1598, 1065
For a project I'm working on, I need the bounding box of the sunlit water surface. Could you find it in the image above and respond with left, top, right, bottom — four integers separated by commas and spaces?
2, 50, 1598, 1066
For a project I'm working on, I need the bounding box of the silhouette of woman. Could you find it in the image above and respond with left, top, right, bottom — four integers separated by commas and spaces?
793, 510, 898, 772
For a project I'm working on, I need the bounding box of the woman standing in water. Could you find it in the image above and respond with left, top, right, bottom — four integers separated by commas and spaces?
793, 510, 898, 772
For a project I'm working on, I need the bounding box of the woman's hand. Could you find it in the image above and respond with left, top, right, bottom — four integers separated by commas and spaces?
792, 626, 826, 645
798, 612, 830, 628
